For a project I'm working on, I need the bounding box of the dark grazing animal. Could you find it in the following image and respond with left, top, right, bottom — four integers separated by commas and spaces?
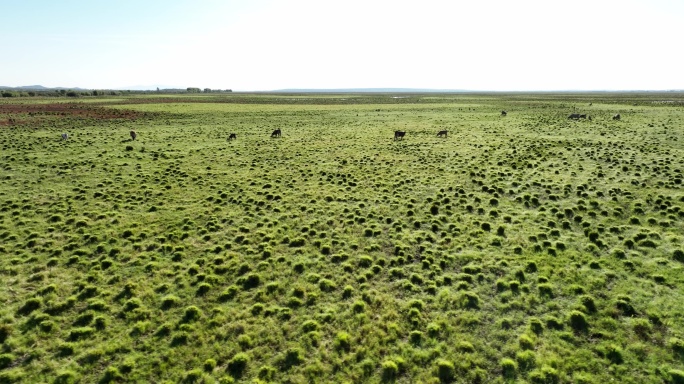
394, 131, 406, 140
61, 133, 69, 140
501, 110, 507, 116
568, 113, 587, 120
130, 130, 137, 140
271, 129, 281, 138
612, 114, 621, 121
437, 130, 448, 138
228, 133, 237, 140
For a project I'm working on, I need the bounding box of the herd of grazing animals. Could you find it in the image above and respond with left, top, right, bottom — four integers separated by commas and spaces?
57, 110, 625, 142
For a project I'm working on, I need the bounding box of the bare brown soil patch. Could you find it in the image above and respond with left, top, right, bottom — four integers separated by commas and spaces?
0, 102, 153, 127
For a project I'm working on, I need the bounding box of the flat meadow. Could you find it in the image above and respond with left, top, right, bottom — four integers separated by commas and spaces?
1, 92, 684, 383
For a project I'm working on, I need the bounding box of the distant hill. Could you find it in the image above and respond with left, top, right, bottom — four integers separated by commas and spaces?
116, 85, 185, 91
271, 88, 472, 93
0, 85, 86, 91
14, 85, 49, 90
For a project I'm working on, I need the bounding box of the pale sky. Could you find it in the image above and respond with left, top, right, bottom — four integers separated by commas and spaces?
1, 0, 682, 91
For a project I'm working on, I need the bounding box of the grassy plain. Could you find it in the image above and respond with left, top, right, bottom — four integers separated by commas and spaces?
1, 92, 684, 383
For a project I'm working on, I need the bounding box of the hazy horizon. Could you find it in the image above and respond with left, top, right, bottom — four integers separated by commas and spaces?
2, 0, 683, 92
4, 85, 684, 93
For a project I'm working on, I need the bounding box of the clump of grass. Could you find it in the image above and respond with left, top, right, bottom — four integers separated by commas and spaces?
616, 298, 637, 316
73, 311, 94, 326
17, 297, 41, 316
77, 347, 104, 365
0, 324, 11, 344
457, 341, 475, 353
519, 334, 535, 350
196, 282, 212, 296
381, 359, 399, 382
529, 317, 544, 334
358, 255, 373, 268
318, 278, 336, 292
545, 316, 563, 330
516, 350, 536, 371
219, 285, 239, 302
161, 295, 180, 310
538, 283, 554, 298
409, 330, 423, 345
257, 365, 276, 381
580, 295, 597, 313
669, 337, 684, 356
458, 291, 480, 309
154, 322, 172, 338
0, 354, 14, 369
250, 303, 264, 315
182, 306, 202, 323
171, 331, 189, 346
53, 370, 78, 384
101, 366, 123, 383
302, 319, 320, 332
632, 318, 652, 339
434, 359, 455, 383
528, 365, 560, 383
342, 285, 354, 299
674, 249, 684, 263
670, 369, 684, 384
123, 298, 142, 311
569, 310, 589, 332
280, 347, 304, 370
334, 331, 351, 352
605, 344, 624, 364
427, 322, 441, 338
501, 358, 517, 378
241, 273, 261, 289
68, 326, 95, 341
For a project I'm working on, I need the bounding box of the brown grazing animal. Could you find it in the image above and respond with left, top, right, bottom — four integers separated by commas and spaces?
271, 129, 281, 138
394, 131, 406, 140
437, 130, 448, 138
228, 133, 237, 140
130, 130, 137, 140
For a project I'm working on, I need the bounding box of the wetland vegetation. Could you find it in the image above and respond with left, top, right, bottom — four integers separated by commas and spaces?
1, 92, 684, 383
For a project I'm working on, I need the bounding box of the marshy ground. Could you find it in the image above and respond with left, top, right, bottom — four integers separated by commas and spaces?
1, 92, 684, 383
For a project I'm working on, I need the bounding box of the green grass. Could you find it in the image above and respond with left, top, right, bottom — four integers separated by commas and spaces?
1, 92, 684, 383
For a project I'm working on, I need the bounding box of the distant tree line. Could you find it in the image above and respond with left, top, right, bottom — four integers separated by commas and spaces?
187, 87, 232, 93
0, 87, 232, 98
0, 90, 116, 98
